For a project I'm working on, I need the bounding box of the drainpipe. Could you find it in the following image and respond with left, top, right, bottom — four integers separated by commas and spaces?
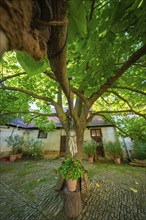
122, 138, 132, 162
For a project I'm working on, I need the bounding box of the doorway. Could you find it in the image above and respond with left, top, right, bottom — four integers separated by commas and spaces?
60, 135, 66, 157
90, 128, 105, 157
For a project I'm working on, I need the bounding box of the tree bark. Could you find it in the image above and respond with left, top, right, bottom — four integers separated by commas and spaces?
63, 187, 82, 218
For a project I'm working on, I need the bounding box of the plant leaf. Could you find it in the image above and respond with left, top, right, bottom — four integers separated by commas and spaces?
130, 188, 138, 193
16, 51, 49, 76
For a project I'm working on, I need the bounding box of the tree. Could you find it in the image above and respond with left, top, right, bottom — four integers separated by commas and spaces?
0, 0, 146, 160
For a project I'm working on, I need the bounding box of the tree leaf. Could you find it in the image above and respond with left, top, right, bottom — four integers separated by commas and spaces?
68, 0, 87, 42
16, 51, 49, 76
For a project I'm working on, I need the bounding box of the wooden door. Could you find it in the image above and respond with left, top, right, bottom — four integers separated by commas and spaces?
60, 135, 66, 157
90, 129, 105, 157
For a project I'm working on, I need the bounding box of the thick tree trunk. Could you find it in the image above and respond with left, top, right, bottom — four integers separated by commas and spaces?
63, 187, 82, 218
76, 125, 85, 160
47, 0, 69, 97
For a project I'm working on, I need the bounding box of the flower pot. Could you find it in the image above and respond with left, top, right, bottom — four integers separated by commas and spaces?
10, 155, 17, 162
67, 179, 77, 192
3, 157, 10, 161
17, 153, 23, 159
114, 157, 121, 164
88, 156, 94, 163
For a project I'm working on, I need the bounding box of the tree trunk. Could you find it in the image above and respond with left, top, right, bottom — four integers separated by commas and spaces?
63, 187, 82, 218
76, 125, 85, 160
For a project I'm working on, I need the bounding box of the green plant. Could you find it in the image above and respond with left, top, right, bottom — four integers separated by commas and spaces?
132, 141, 146, 160
83, 140, 97, 157
104, 141, 123, 158
6, 135, 25, 154
24, 138, 44, 159
16, 146, 23, 154
58, 157, 86, 180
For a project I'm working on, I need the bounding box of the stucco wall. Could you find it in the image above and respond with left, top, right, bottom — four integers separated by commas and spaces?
0, 125, 130, 158
84, 127, 117, 144
0, 126, 62, 153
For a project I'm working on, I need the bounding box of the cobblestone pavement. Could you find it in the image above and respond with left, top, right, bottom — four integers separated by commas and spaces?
0, 159, 146, 220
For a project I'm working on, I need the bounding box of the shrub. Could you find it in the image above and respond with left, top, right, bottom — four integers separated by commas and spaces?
104, 141, 123, 158
132, 141, 146, 160
5, 135, 25, 154
24, 138, 44, 159
83, 140, 97, 157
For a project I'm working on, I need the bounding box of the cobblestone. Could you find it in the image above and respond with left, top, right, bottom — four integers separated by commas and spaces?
0, 159, 146, 220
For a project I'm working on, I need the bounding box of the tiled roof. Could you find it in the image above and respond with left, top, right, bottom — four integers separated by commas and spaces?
8, 115, 112, 129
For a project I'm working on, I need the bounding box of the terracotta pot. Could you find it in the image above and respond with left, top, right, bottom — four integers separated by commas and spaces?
88, 156, 94, 163
67, 179, 77, 192
17, 153, 23, 159
114, 157, 121, 164
3, 157, 10, 161
10, 155, 17, 162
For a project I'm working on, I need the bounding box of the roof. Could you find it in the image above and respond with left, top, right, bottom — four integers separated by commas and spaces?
7, 115, 113, 129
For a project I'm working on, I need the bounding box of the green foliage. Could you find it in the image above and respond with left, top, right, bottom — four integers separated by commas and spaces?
132, 141, 146, 160
0, 0, 146, 152
58, 157, 86, 180
24, 138, 44, 159
68, 0, 87, 42
5, 135, 25, 154
16, 51, 49, 76
34, 117, 56, 133
104, 141, 123, 158
117, 117, 146, 142
83, 140, 97, 157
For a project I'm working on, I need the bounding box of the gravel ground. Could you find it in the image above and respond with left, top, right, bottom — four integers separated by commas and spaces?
0, 159, 146, 220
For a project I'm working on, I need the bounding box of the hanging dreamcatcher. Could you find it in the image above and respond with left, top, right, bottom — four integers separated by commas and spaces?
69, 130, 78, 157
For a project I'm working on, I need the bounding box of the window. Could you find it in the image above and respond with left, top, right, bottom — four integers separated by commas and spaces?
90, 129, 102, 137
38, 130, 47, 139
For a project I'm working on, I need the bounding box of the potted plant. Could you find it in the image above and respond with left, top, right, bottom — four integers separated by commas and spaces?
83, 140, 97, 163
16, 146, 23, 158
5, 135, 25, 161
58, 157, 86, 192
104, 141, 123, 164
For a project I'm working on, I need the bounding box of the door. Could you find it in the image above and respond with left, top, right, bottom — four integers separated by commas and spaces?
90, 128, 105, 157
60, 135, 66, 157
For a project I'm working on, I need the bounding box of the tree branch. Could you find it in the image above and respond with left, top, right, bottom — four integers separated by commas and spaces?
89, 44, 146, 105
0, 72, 26, 83
71, 87, 88, 104
0, 111, 57, 117
98, 113, 131, 137
44, 70, 57, 81
93, 109, 132, 114
0, 85, 56, 105
89, 0, 96, 20
112, 86, 146, 96
108, 90, 146, 119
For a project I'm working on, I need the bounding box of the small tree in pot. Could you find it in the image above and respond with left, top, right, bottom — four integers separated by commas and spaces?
83, 140, 97, 163
104, 141, 123, 164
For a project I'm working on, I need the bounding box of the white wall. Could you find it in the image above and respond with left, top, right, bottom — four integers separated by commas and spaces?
84, 127, 117, 143
0, 126, 63, 154
1, 125, 128, 156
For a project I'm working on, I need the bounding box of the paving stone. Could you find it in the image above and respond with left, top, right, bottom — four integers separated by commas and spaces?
0, 159, 146, 220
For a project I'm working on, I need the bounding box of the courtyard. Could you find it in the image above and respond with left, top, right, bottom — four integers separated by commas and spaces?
0, 159, 145, 220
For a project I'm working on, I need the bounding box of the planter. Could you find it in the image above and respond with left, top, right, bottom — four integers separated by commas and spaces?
67, 179, 77, 192
3, 157, 10, 161
17, 153, 23, 159
10, 155, 17, 162
88, 156, 94, 163
114, 157, 121, 164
